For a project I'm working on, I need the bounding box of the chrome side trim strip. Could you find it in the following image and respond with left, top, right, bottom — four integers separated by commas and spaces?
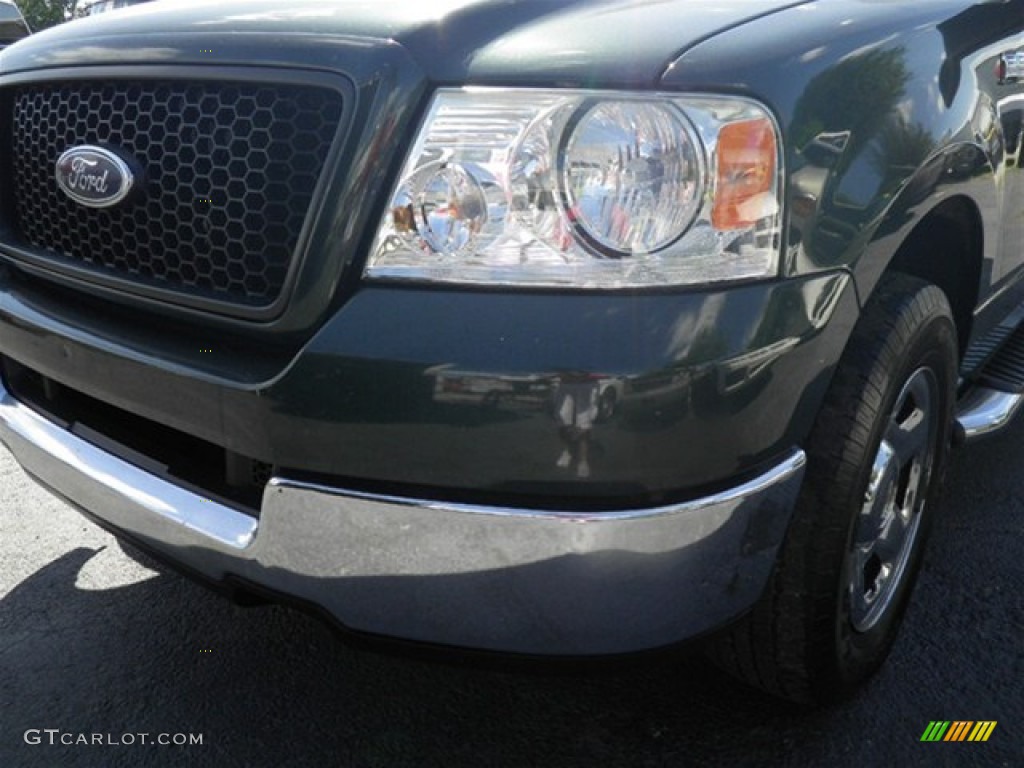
955, 387, 1024, 442
0, 378, 257, 549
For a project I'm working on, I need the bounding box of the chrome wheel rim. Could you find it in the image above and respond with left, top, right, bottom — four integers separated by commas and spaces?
848, 367, 938, 632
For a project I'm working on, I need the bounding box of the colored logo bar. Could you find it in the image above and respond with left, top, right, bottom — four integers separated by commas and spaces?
920, 721, 997, 742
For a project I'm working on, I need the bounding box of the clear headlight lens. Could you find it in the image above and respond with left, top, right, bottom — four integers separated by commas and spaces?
563, 101, 703, 255
367, 88, 781, 288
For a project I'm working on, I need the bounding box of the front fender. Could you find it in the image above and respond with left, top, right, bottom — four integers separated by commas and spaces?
662, 0, 1022, 311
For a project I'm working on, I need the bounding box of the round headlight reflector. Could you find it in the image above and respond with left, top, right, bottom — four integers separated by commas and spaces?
561, 101, 703, 256
398, 161, 491, 256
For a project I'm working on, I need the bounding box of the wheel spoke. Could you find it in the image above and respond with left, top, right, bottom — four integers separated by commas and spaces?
899, 459, 924, 517
850, 544, 874, 605
873, 521, 903, 564
885, 407, 928, 465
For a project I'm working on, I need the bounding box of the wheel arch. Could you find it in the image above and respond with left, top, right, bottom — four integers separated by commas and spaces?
883, 196, 984, 358
834, 126, 997, 361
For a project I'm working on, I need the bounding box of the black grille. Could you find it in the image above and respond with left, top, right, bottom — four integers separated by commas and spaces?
9, 80, 344, 309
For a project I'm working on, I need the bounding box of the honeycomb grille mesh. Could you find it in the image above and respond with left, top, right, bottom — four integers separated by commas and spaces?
10, 81, 344, 308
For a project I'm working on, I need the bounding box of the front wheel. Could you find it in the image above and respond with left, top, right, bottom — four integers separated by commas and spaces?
709, 274, 958, 703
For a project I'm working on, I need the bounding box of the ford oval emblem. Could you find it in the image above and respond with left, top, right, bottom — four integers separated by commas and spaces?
55, 146, 136, 209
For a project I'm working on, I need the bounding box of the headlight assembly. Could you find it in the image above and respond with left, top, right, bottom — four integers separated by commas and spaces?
367, 88, 782, 288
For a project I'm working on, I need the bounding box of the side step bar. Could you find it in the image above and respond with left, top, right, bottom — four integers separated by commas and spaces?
956, 321, 1024, 443
956, 387, 1024, 442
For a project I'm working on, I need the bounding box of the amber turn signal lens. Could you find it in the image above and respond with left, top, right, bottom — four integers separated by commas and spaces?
712, 118, 777, 230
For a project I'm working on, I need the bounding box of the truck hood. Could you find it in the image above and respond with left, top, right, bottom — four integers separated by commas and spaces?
1, 0, 812, 85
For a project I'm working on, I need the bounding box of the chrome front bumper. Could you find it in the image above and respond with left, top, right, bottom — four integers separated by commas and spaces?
0, 377, 806, 655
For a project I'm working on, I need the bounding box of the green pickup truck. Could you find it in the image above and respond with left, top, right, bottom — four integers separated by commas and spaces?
0, 0, 1022, 703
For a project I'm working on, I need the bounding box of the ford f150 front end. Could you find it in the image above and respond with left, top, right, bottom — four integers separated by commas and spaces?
1, 0, 1022, 703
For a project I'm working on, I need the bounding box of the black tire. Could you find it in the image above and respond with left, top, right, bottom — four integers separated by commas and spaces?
708, 273, 958, 704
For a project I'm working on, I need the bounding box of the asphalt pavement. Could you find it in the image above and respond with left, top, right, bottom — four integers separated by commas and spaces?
1, 423, 1022, 767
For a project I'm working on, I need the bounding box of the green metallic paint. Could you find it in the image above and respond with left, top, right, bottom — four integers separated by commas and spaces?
1, 1, 813, 86
0, 264, 856, 504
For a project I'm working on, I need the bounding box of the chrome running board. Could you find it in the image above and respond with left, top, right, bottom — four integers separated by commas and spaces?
956, 387, 1024, 442
957, 317, 1024, 442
